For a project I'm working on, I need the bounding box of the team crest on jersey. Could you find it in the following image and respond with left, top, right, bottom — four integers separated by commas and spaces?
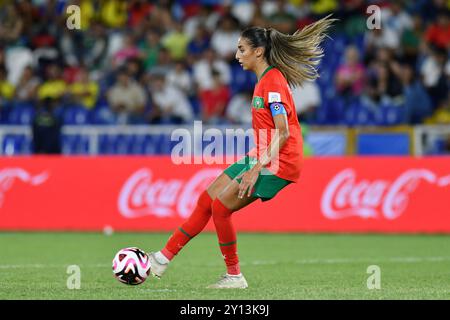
252, 96, 264, 109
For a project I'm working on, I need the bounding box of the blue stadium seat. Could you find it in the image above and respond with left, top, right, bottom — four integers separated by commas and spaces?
345, 103, 375, 126
90, 106, 116, 125
378, 104, 405, 126
8, 103, 35, 125
62, 134, 89, 154
98, 134, 116, 154
113, 134, 133, 154
1, 134, 30, 155
128, 135, 146, 154
142, 135, 158, 154
63, 106, 90, 125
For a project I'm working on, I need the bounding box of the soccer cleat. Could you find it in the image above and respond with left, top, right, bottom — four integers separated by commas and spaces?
147, 252, 169, 278
207, 273, 248, 289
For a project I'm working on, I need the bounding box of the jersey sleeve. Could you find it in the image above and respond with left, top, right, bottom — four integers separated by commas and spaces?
263, 81, 290, 117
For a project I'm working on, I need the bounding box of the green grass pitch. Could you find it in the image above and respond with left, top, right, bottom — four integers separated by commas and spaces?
0, 232, 449, 299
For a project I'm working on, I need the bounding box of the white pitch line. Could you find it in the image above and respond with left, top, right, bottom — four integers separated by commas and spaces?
0, 256, 449, 269
247, 256, 450, 266
137, 289, 177, 292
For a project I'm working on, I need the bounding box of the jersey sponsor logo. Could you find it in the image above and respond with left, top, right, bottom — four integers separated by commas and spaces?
252, 96, 264, 109
268, 92, 281, 103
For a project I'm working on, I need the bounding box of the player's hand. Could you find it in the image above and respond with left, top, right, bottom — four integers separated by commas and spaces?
237, 165, 261, 199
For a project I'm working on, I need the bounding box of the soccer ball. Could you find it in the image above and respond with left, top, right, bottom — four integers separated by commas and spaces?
112, 247, 151, 285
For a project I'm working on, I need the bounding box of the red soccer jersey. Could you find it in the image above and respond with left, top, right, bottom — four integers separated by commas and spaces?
248, 66, 303, 182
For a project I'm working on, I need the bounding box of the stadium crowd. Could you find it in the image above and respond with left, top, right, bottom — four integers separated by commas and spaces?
0, 0, 449, 129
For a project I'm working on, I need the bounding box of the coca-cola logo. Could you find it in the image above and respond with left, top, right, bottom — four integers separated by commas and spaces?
321, 169, 450, 220
118, 168, 222, 219
0, 168, 49, 207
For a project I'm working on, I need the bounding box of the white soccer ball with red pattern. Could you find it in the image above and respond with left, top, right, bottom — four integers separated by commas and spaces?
112, 247, 151, 285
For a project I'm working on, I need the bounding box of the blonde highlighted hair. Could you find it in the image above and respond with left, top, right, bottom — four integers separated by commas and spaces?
241, 15, 337, 87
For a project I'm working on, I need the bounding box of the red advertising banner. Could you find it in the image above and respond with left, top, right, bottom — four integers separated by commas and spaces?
0, 156, 449, 233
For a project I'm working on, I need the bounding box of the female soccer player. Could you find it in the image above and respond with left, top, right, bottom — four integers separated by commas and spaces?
148, 16, 335, 289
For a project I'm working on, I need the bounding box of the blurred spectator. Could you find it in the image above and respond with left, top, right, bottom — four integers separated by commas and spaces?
128, 0, 153, 29
124, 57, 145, 82
230, 0, 256, 27
112, 33, 141, 68
210, 14, 241, 62
400, 64, 432, 124
14, 66, 40, 103
69, 68, 99, 110
184, 6, 220, 38
420, 46, 448, 108
338, 0, 367, 37
161, 21, 191, 61
266, 0, 298, 34
225, 90, 252, 124
425, 92, 450, 125
199, 69, 231, 124
187, 25, 211, 59
335, 45, 366, 99
32, 99, 62, 154
400, 14, 425, 66
37, 64, 67, 102
382, 1, 413, 40
166, 61, 194, 95
362, 45, 410, 118
249, 1, 270, 27
139, 29, 162, 71
424, 9, 450, 50
0, 66, 15, 107
147, 2, 175, 33
14, 0, 34, 38
101, 0, 128, 29
148, 47, 174, 77
292, 80, 321, 123
0, 4, 24, 45
0, 0, 447, 131
310, 0, 338, 17
193, 48, 231, 91
148, 74, 193, 124
375, 47, 403, 102
83, 20, 109, 70
31, 26, 60, 78
419, 0, 449, 24
59, 28, 84, 67
0, 46, 5, 69
364, 26, 400, 53
5, 46, 34, 85
107, 69, 147, 124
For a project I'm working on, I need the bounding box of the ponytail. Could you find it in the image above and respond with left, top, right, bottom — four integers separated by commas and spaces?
242, 15, 337, 88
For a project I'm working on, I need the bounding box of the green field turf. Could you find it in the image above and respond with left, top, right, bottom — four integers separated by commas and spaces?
0, 232, 449, 300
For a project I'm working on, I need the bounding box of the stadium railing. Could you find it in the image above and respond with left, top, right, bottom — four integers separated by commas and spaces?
0, 124, 448, 156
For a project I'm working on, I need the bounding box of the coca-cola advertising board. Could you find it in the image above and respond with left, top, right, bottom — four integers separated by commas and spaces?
0, 156, 449, 233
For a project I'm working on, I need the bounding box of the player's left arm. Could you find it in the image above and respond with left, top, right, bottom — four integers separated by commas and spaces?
238, 102, 290, 198
258, 107, 290, 166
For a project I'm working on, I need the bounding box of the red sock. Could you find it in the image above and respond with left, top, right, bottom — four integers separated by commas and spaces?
212, 198, 240, 275
162, 191, 212, 260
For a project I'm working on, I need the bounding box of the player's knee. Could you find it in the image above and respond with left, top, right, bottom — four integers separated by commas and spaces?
211, 197, 233, 219
207, 173, 232, 200
197, 190, 213, 210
